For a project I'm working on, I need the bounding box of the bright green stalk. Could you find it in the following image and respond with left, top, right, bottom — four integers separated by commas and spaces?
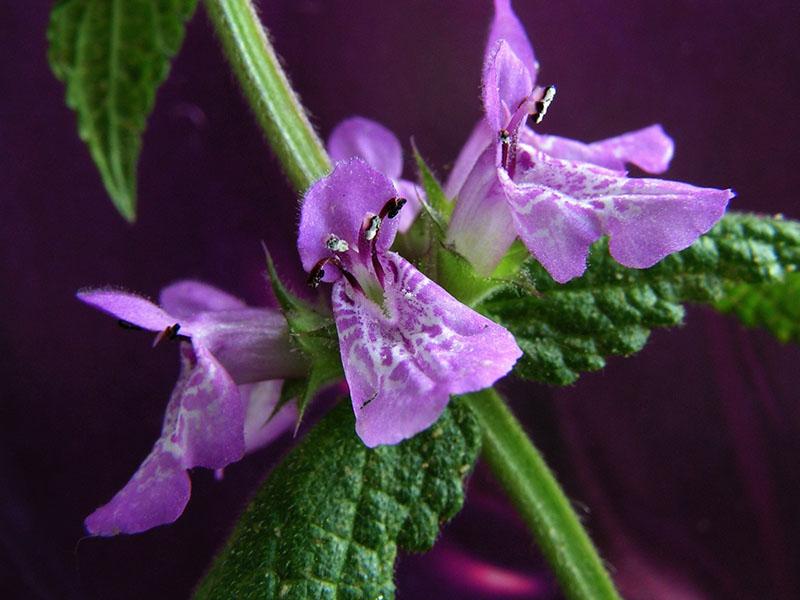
464, 388, 622, 600
204, 0, 330, 192
205, 3, 621, 598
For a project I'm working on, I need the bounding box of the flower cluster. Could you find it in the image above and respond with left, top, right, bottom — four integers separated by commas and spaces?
79, 0, 730, 536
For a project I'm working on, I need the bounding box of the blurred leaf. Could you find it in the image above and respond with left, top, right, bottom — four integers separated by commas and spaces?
48, 0, 198, 221
715, 271, 800, 343
265, 248, 342, 428
481, 212, 800, 385
195, 399, 480, 599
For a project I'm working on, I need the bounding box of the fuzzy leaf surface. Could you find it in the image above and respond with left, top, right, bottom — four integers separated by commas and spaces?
48, 0, 197, 220
195, 400, 480, 599
480, 213, 800, 385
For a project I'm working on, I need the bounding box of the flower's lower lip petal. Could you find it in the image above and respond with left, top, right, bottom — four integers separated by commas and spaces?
332, 253, 521, 447
505, 186, 602, 283
76, 288, 175, 332
158, 280, 247, 320
506, 146, 731, 282
602, 189, 732, 269
84, 449, 190, 536
523, 124, 675, 175
176, 344, 245, 469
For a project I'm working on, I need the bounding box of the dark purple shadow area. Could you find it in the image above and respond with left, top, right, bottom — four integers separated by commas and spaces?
1, 1, 799, 598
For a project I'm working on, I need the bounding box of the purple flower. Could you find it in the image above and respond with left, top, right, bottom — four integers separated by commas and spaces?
297, 158, 521, 447
77, 281, 306, 535
327, 116, 423, 232
446, 0, 732, 282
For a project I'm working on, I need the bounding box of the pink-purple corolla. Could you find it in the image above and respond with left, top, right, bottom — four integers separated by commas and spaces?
297, 158, 521, 447
446, 0, 733, 283
77, 281, 305, 535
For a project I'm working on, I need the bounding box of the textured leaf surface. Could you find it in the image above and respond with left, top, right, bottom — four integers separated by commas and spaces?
195, 400, 480, 599
480, 213, 800, 385
715, 272, 800, 343
48, 0, 198, 220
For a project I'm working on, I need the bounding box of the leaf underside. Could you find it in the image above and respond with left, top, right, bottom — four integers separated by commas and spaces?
48, 0, 198, 221
195, 400, 480, 600
715, 271, 800, 344
481, 213, 800, 385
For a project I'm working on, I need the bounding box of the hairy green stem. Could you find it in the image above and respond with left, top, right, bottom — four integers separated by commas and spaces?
204, 0, 330, 192
464, 388, 622, 600
205, 4, 620, 598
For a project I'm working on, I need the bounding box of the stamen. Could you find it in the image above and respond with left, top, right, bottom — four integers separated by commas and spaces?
379, 197, 407, 220
499, 129, 512, 172
325, 233, 349, 253
153, 323, 183, 347
529, 85, 556, 125
364, 215, 382, 241
307, 255, 364, 295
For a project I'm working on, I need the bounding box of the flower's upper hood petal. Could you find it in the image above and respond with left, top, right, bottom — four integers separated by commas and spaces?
158, 280, 247, 320
327, 116, 404, 180
502, 145, 732, 281
487, 0, 538, 87
447, 145, 518, 276
84, 343, 244, 536
239, 380, 297, 454
298, 158, 399, 282
189, 307, 306, 383
331, 253, 521, 447
523, 124, 675, 175
482, 40, 533, 134
77, 288, 176, 332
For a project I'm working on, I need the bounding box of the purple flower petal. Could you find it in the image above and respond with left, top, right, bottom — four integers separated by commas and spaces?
524, 124, 675, 174
482, 40, 533, 134
169, 344, 244, 469
84, 343, 243, 536
331, 252, 521, 447
159, 280, 246, 320
445, 119, 493, 199
328, 117, 403, 179
503, 145, 731, 281
447, 146, 518, 276
239, 380, 297, 453
76, 288, 175, 332
487, 0, 538, 87
298, 158, 399, 282
189, 308, 305, 383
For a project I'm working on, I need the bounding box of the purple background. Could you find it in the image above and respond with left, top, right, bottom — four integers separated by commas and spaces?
2, 1, 800, 598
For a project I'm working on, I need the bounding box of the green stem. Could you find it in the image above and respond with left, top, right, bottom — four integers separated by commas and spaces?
205, 4, 620, 598
204, 0, 330, 192
464, 388, 622, 600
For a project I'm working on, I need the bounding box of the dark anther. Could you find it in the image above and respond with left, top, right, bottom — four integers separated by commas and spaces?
307, 258, 328, 288
499, 129, 512, 171
153, 323, 183, 347
117, 319, 143, 331
379, 197, 407, 220
307, 255, 365, 295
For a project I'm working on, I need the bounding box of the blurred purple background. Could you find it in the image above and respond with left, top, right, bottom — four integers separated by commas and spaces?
2, 1, 800, 598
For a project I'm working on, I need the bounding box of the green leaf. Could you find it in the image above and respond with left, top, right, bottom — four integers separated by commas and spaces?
715, 271, 800, 343
480, 212, 800, 385
48, 0, 198, 221
194, 400, 480, 599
